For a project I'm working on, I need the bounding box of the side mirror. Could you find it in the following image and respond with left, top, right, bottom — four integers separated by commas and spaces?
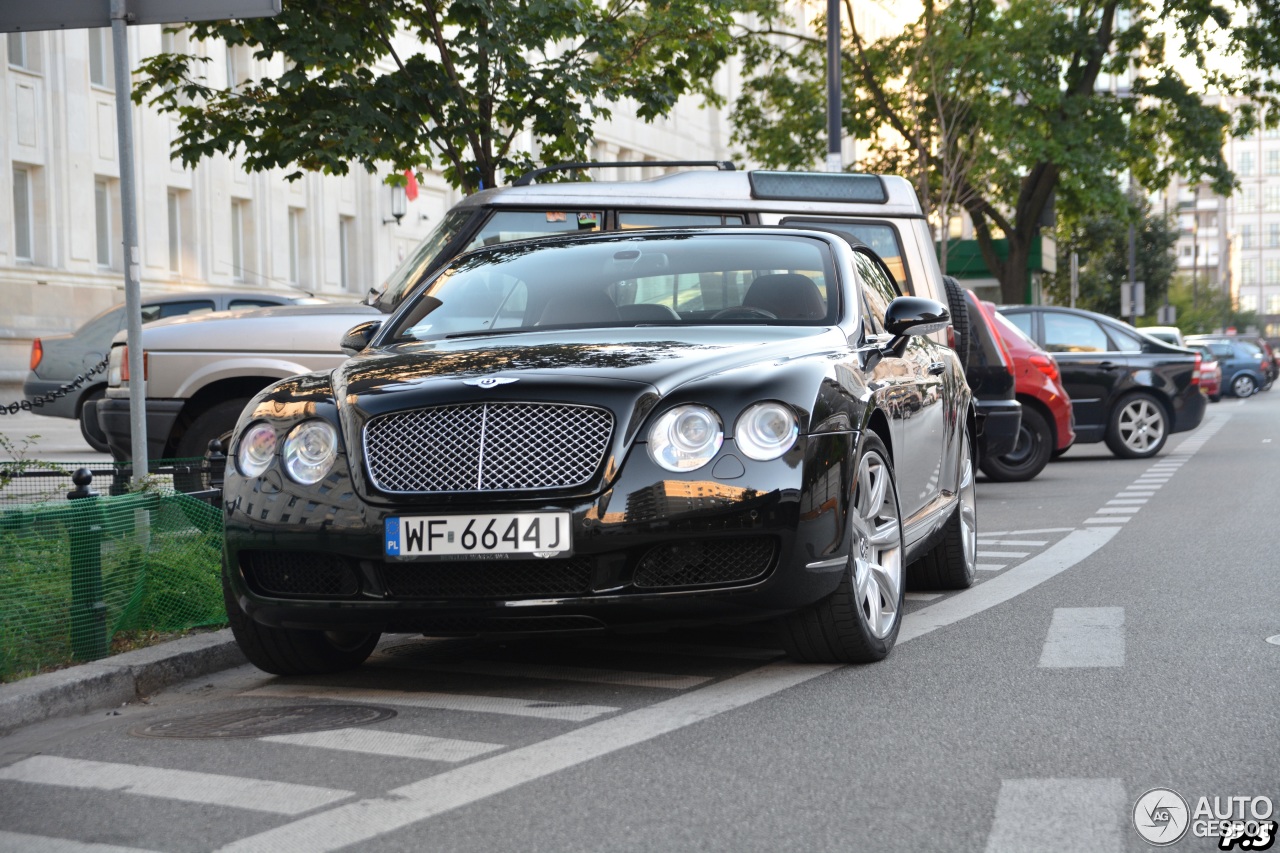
340, 320, 382, 354
879, 297, 949, 357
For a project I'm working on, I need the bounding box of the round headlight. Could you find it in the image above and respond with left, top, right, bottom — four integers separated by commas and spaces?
236, 422, 277, 477
647, 405, 723, 472
735, 402, 799, 461
282, 420, 339, 485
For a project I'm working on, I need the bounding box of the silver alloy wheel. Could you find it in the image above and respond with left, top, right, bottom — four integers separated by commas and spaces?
1232, 374, 1257, 397
957, 433, 978, 572
850, 449, 904, 639
1116, 396, 1166, 454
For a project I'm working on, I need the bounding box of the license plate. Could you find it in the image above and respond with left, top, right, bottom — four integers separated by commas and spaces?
385, 512, 572, 558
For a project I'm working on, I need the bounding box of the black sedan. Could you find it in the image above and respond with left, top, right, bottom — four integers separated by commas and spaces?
997, 305, 1206, 458
221, 228, 977, 673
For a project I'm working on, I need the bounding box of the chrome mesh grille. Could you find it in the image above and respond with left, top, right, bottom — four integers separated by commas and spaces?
364, 403, 613, 493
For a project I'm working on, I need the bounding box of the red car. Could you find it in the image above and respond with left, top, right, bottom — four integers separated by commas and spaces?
979, 301, 1076, 481
1187, 343, 1223, 402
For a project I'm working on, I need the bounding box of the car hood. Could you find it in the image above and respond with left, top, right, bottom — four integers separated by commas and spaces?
336, 326, 842, 402
110, 303, 380, 352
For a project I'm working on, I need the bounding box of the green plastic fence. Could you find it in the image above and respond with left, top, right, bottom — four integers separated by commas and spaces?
0, 484, 227, 682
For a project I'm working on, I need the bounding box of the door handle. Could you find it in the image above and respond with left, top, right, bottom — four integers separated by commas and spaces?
928, 362, 947, 375
1098, 361, 1121, 370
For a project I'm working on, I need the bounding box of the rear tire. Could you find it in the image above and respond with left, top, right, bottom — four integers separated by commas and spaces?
941, 275, 972, 369
908, 429, 977, 590
172, 397, 251, 492
77, 386, 110, 453
979, 406, 1052, 482
1104, 391, 1168, 458
222, 567, 380, 676
1231, 373, 1257, 398
779, 433, 904, 664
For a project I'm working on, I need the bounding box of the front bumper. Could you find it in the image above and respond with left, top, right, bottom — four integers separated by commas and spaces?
223, 433, 857, 637
97, 395, 183, 462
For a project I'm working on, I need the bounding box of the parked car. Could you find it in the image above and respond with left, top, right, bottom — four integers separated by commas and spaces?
1185, 335, 1274, 396
957, 285, 1021, 464
23, 290, 327, 451
98, 166, 969, 473
221, 228, 978, 674
980, 303, 1076, 480
1184, 343, 1223, 402
997, 305, 1206, 459
1140, 325, 1186, 347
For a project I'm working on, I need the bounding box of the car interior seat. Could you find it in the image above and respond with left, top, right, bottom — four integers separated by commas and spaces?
535, 290, 621, 326
617, 303, 681, 323
742, 274, 828, 320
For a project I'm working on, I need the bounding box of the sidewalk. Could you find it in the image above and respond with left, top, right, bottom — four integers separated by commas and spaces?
0, 629, 246, 736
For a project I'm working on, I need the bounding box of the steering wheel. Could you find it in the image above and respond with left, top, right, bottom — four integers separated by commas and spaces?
712, 306, 778, 320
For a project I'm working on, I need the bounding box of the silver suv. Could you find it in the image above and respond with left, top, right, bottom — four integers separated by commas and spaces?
99, 166, 965, 477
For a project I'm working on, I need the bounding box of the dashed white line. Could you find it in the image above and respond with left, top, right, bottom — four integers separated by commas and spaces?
262, 728, 504, 763
0, 831, 163, 853
392, 660, 712, 691
978, 550, 1029, 558
976, 539, 1048, 547
244, 685, 619, 722
984, 778, 1125, 852
1038, 608, 1125, 668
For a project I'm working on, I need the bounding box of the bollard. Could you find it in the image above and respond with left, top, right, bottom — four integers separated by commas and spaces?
67, 468, 109, 661
207, 438, 227, 491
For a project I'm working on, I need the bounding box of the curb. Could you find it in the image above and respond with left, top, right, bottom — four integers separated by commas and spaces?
0, 629, 246, 736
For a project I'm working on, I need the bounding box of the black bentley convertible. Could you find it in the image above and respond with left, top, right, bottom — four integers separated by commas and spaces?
221, 228, 977, 673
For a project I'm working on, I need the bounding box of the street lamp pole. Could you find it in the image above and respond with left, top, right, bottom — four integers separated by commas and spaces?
826, 0, 842, 172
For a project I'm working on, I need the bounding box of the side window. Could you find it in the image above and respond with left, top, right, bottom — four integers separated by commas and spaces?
229, 299, 280, 309
618, 212, 745, 229
1002, 311, 1034, 339
141, 300, 216, 322
854, 250, 900, 332
1209, 343, 1233, 360
1042, 313, 1110, 353
785, 220, 908, 290
1105, 326, 1144, 353
465, 210, 602, 250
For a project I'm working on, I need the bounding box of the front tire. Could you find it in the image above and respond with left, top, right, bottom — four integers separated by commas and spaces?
780, 433, 904, 664
979, 406, 1052, 482
172, 397, 252, 492
222, 568, 380, 676
1105, 391, 1168, 458
908, 429, 977, 589
1231, 373, 1257, 398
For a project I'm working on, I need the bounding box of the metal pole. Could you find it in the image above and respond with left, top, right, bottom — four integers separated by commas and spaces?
1070, 251, 1078, 309
110, 0, 148, 485
826, 0, 842, 172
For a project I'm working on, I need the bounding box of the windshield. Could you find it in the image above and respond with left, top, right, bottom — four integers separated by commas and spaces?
370, 208, 476, 313
385, 232, 839, 343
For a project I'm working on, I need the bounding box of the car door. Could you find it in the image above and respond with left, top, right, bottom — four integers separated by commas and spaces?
1016, 309, 1123, 440
854, 250, 946, 521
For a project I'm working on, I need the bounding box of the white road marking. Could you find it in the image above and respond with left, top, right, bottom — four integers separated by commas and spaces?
1084, 518, 1127, 525
217, 661, 843, 853
243, 685, 618, 722
976, 563, 1007, 572
975, 539, 1048, 547
1093, 507, 1138, 514
897, 526, 1119, 644
984, 778, 1125, 852
0, 756, 351, 816
262, 728, 503, 763
979, 528, 1073, 536
0, 831, 164, 853
1038, 607, 1125, 667
1106, 498, 1147, 505
1117, 491, 1155, 497
977, 550, 1028, 558
385, 660, 712, 690
904, 592, 942, 601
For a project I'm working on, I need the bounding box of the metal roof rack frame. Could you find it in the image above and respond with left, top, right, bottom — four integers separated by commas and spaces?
512, 160, 737, 187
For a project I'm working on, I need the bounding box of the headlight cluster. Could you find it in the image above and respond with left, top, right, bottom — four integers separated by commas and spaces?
235, 419, 340, 484
646, 402, 798, 472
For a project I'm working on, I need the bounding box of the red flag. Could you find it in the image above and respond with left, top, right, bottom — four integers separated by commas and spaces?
404, 170, 419, 202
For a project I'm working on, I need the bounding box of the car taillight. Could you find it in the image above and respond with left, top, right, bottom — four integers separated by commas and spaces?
119, 346, 148, 382
29, 338, 43, 371
1191, 352, 1201, 387
1029, 353, 1059, 382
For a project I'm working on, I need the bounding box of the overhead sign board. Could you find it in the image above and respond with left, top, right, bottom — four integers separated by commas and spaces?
0, 0, 281, 32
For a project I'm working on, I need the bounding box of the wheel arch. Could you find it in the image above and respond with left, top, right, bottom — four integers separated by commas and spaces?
1015, 394, 1059, 448
164, 376, 280, 457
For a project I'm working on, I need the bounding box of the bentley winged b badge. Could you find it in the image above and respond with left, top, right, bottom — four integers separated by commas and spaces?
461, 377, 520, 388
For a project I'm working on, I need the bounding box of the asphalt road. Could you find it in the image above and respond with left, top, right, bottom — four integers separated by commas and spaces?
1, 392, 1277, 852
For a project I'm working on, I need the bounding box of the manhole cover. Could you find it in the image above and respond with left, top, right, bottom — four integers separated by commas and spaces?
131, 705, 396, 739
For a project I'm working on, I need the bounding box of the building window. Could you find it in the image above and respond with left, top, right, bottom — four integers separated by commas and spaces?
89, 29, 113, 88
1239, 151, 1255, 177
1240, 187, 1257, 212
1268, 150, 1280, 176
8, 32, 28, 68
1268, 293, 1280, 313
13, 166, 33, 261
288, 207, 308, 286
95, 178, 116, 268
231, 199, 251, 282
1270, 223, 1280, 248
339, 215, 356, 292
168, 189, 193, 274
1242, 260, 1259, 285
1241, 224, 1256, 249
1267, 259, 1280, 284
1240, 293, 1259, 312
